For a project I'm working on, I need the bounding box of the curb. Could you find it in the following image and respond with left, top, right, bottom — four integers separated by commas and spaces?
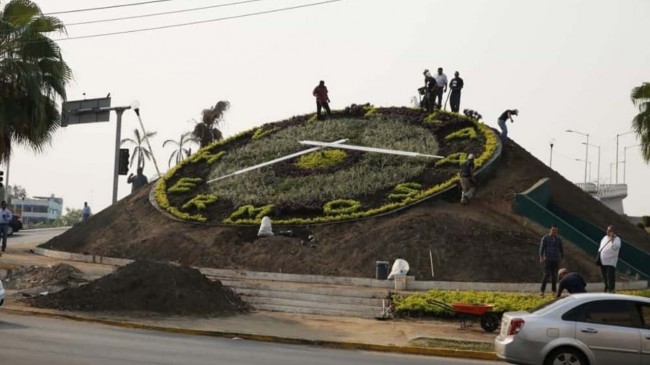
4, 306, 498, 361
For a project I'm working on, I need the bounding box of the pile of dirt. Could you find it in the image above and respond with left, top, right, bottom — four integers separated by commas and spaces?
29, 260, 249, 316
3, 264, 87, 295
40, 138, 649, 282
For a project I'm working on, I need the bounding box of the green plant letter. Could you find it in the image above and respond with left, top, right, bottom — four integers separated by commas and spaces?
435, 152, 468, 167
323, 199, 362, 215
444, 127, 477, 141
168, 177, 203, 194
181, 194, 217, 211
189, 150, 225, 165
229, 204, 274, 221
388, 182, 422, 201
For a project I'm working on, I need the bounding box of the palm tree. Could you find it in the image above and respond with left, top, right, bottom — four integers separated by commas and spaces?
0, 0, 72, 161
121, 128, 157, 170
192, 100, 230, 148
163, 131, 198, 167
631, 82, 650, 162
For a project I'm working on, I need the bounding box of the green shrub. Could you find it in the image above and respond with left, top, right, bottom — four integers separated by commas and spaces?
393, 289, 650, 317
642, 215, 650, 227
394, 290, 555, 315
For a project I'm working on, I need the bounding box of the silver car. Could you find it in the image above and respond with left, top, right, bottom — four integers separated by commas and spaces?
495, 293, 650, 365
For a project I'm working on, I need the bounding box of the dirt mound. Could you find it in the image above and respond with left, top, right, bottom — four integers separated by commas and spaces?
39, 139, 649, 282
3, 264, 87, 294
29, 260, 249, 316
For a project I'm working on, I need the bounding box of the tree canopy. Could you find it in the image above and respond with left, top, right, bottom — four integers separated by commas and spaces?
631, 82, 650, 162
0, 0, 72, 161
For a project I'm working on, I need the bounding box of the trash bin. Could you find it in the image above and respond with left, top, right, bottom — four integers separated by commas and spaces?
376, 261, 390, 280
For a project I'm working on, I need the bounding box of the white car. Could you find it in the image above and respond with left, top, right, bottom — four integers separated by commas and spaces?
495, 293, 650, 365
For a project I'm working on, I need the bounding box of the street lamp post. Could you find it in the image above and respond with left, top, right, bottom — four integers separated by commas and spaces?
130, 101, 161, 178
111, 107, 130, 204
575, 159, 592, 182
549, 139, 556, 168
623, 144, 641, 183
566, 129, 589, 184
582, 142, 601, 187
615, 130, 634, 184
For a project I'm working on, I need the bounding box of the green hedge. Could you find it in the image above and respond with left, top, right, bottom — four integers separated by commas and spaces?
393, 289, 650, 316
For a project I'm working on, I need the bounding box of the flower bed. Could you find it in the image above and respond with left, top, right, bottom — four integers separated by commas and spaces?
392, 289, 650, 317
155, 107, 498, 225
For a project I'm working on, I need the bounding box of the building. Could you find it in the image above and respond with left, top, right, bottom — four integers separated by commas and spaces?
10, 195, 63, 226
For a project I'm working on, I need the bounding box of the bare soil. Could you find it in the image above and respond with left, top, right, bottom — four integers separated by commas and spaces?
3, 263, 87, 296
40, 139, 649, 283
28, 260, 249, 316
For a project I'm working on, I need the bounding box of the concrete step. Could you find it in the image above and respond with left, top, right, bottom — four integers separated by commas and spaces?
234, 287, 384, 306
213, 277, 388, 318
219, 278, 389, 299
242, 295, 382, 313
251, 303, 380, 319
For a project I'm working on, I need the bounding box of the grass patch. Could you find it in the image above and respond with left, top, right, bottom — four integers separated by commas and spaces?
409, 337, 494, 352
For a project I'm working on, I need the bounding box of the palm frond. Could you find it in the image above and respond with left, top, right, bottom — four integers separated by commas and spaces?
630, 82, 650, 163
631, 82, 650, 107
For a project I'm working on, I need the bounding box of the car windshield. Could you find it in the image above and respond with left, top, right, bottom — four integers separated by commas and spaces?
530, 296, 575, 316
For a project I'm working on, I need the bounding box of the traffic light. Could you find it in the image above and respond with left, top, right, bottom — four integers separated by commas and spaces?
118, 149, 129, 175
0, 170, 3, 188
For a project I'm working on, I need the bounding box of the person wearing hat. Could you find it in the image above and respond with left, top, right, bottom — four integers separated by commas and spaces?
497, 109, 519, 142
556, 268, 587, 297
459, 153, 476, 205
312, 80, 331, 120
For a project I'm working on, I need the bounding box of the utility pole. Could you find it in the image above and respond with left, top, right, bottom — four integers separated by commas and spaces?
62, 97, 132, 205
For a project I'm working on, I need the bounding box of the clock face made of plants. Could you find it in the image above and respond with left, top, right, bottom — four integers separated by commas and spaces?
154, 106, 498, 225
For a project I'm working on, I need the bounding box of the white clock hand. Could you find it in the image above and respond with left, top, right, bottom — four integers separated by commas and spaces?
299, 140, 444, 159
207, 139, 348, 183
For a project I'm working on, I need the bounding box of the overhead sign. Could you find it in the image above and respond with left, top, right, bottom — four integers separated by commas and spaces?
61, 97, 111, 126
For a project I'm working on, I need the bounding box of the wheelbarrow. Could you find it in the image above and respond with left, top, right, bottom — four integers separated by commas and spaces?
427, 299, 501, 333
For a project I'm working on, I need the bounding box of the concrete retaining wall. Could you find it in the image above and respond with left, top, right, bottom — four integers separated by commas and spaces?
33, 248, 648, 292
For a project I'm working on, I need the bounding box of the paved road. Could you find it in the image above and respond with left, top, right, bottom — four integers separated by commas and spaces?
0, 314, 501, 365
7, 227, 69, 251
1, 227, 114, 279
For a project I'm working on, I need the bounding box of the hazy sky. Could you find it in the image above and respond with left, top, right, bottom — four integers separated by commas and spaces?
5, 0, 649, 216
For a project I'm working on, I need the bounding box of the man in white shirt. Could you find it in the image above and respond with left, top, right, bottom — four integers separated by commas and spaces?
597, 225, 622, 292
434, 67, 448, 109
0, 200, 12, 252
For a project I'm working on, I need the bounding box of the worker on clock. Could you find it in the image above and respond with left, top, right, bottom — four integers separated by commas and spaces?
313, 80, 332, 120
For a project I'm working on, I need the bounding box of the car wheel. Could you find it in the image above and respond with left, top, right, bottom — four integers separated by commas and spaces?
545, 347, 588, 365
7, 225, 13, 236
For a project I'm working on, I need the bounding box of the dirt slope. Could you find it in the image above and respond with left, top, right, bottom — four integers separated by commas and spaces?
40, 140, 649, 282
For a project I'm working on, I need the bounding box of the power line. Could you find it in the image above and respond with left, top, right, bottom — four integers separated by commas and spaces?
55, 0, 343, 41
66, 0, 266, 27
45, 0, 174, 15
